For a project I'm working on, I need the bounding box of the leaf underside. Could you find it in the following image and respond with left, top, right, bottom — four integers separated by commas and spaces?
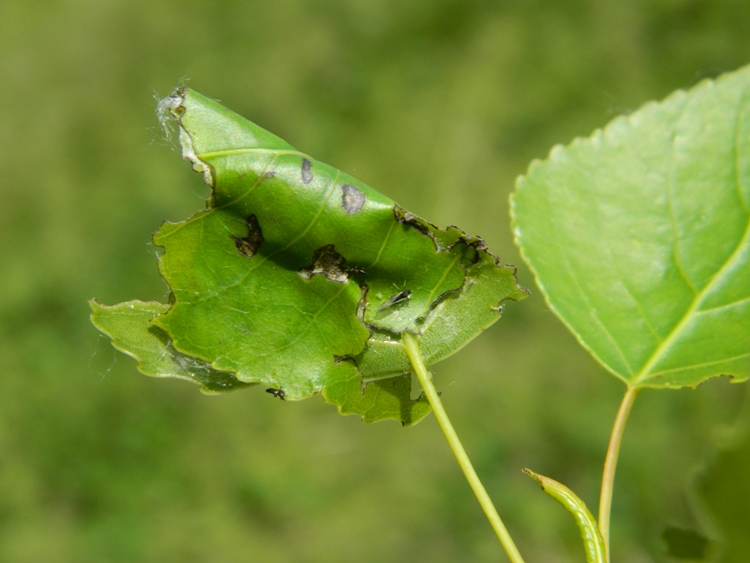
512, 64, 750, 389
91, 88, 527, 424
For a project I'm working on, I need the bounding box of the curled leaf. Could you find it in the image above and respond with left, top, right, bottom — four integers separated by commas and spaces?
91, 88, 527, 423
523, 469, 606, 563
89, 300, 252, 394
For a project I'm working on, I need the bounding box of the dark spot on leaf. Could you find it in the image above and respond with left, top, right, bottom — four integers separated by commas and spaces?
450, 234, 489, 263
394, 205, 433, 237
231, 214, 264, 258
301, 158, 313, 184
341, 184, 366, 214
266, 388, 286, 400
299, 244, 350, 284
265, 170, 276, 178
464, 235, 488, 252
394, 205, 495, 261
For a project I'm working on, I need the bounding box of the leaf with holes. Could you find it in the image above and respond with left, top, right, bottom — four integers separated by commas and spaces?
90, 88, 527, 423
512, 65, 750, 388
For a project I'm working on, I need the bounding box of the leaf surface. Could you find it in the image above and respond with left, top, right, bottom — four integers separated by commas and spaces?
89, 299, 252, 394
91, 88, 526, 423
512, 65, 750, 388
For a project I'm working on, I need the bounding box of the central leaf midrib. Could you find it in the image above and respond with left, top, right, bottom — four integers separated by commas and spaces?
633, 205, 750, 386
200, 148, 310, 160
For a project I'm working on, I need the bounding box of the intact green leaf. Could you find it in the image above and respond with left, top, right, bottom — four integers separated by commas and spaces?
91, 88, 526, 423
523, 469, 606, 563
512, 65, 750, 388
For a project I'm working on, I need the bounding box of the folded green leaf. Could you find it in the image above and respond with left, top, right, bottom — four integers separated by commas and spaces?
512, 65, 750, 389
523, 469, 606, 563
91, 88, 527, 423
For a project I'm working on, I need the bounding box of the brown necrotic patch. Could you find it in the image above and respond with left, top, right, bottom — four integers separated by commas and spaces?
231, 214, 264, 258
394, 205, 433, 237
299, 244, 350, 283
341, 184, 366, 215
301, 158, 313, 184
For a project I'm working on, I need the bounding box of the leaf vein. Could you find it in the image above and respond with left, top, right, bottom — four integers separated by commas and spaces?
217, 153, 281, 209
634, 194, 750, 384
588, 170, 664, 344
695, 295, 750, 315
733, 86, 750, 213
253, 283, 351, 359
189, 170, 342, 305
368, 220, 397, 269
666, 108, 698, 294
543, 188, 634, 376
645, 352, 750, 379
199, 148, 311, 160
424, 254, 463, 310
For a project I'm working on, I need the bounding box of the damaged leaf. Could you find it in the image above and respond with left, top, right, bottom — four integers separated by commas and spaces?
91, 88, 526, 423
512, 64, 750, 389
89, 300, 253, 394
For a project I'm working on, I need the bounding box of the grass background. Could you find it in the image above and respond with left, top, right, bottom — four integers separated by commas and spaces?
1, 0, 749, 561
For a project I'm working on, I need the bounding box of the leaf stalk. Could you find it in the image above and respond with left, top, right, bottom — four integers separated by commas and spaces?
403, 332, 525, 563
598, 384, 640, 561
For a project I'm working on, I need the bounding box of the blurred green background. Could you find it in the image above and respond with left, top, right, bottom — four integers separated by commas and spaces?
2, 0, 750, 561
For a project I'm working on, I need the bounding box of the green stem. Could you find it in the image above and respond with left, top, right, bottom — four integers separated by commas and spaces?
403, 332, 525, 563
598, 385, 640, 561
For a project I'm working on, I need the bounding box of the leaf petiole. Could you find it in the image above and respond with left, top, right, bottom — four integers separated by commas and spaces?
402, 332, 525, 563
598, 385, 640, 560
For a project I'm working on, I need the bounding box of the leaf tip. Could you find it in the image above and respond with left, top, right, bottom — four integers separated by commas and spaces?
157, 87, 215, 188
522, 467, 544, 488
156, 87, 186, 137
89, 298, 108, 325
